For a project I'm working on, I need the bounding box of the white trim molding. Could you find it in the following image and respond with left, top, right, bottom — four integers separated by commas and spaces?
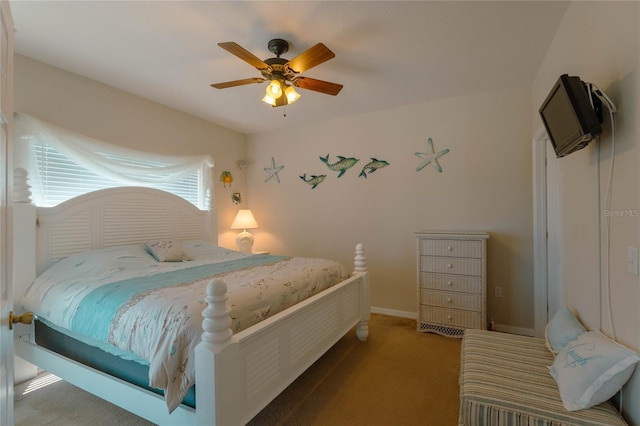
533, 126, 549, 338
371, 306, 416, 320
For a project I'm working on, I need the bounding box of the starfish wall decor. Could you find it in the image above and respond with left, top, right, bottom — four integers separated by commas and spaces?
415, 137, 450, 173
264, 157, 285, 183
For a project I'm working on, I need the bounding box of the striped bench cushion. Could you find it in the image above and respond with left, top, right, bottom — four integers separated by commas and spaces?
459, 329, 627, 426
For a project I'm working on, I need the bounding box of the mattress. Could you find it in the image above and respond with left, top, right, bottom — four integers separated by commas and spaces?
34, 319, 196, 408
459, 329, 627, 426
22, 240, 349, 412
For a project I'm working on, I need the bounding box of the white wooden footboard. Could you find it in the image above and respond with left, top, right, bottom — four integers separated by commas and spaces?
196, 244, 369, 425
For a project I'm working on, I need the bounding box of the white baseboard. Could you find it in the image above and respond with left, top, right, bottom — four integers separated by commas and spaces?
370, 307, 534, 337
495, 323, 535, 336
370, 306, 416, 320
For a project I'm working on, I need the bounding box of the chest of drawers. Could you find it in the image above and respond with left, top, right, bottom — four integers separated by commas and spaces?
416, 231, 489, 337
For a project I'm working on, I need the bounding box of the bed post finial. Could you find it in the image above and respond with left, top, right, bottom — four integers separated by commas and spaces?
354, 242, 367, 273
201, 279, 233, 349
353, 243, 370, 341
196, 278, 240, 425
204, 188, 212, 210
13, 168, 33, 204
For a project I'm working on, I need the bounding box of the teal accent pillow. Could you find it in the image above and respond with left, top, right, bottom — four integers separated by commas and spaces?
144, 240, 192, 262
545, 307, 586, 355
549, 330, 640, 411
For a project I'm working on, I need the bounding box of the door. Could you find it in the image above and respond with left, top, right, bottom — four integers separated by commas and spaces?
0, 0, 14, 424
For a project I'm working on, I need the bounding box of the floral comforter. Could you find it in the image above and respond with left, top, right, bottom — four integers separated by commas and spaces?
21, 240, 349, 412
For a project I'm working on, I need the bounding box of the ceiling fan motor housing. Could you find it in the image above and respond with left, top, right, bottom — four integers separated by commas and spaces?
267, 38, 289, 57
262, 57, 289, 81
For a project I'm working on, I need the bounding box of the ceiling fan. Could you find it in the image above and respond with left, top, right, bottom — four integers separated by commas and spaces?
211, 38, 343, 107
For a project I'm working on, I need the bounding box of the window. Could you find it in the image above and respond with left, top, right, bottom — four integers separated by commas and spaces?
16, 114, 214, 209
31, 142, 202, 207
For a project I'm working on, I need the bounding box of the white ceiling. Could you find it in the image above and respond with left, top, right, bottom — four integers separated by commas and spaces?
10, 1, 569, 135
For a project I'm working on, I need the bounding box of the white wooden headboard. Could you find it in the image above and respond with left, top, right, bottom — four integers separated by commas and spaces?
35, 187, 215, 274
13, 185, 217, 306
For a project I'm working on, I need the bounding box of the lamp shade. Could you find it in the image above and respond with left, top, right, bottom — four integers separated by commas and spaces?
231, 209, 258, 230
285, 85, 300, 103
266, 80, 283, 98
262, 94, 277, 106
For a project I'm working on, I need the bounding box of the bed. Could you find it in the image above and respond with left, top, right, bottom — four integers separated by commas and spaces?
458, 329, 628, 426
12, 182, 370, 425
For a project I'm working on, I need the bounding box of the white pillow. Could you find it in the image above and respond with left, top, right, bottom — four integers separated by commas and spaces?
144, 240, 192, 262
545, 307, 587, 355
549, 330, 640, 411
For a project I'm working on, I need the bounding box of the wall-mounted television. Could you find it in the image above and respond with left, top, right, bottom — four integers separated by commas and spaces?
539, 74, 602, 158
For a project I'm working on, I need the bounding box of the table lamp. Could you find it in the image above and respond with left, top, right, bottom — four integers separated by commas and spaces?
231, 209, 258, 253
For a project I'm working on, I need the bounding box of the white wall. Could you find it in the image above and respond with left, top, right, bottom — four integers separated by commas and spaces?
14, 54, 247, 249
246, 86, 534, 331
14, 43, 536, 330
532, 1, 639, 423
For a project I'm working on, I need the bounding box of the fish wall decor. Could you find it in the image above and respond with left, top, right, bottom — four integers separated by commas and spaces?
319, 154, 359, 177
415, 137, 450, 173
359, 158, 390, 178
299, 174, 326, 189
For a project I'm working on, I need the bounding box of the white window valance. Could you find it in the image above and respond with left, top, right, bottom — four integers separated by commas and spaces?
14, 113, 214, 208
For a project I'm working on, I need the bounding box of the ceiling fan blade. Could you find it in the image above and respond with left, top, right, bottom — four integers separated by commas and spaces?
211, 78, 265, 89
293, 77, 343, 96
287, 43, 335, 74
218, 42, 270, 70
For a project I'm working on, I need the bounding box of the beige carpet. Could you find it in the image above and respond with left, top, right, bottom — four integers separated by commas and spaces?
15, 314, 461, 425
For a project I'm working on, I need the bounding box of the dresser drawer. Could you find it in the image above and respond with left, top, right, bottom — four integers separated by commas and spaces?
421, 289, 481, 311
420, 256, 482, 276
420, 306, 482, 329
420, 273, 482, 294
420, 239, 482, 258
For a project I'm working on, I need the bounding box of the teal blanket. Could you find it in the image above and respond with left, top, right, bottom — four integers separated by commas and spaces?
71, 255, 286, 341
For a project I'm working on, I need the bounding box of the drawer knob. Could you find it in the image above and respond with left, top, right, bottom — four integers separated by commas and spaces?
447, 315, 452, 320
447, 263, 453, 269
447, 281, 453, 286
447, 246, 453, 251
447, 298, 452, 303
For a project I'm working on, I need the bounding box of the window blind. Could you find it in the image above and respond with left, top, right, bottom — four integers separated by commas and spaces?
31, 141, 200, 208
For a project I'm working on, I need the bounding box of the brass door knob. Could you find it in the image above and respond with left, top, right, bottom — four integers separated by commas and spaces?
9, 311, 33, 330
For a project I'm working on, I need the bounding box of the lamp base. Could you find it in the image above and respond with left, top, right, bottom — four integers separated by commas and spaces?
236, 230, 255, 254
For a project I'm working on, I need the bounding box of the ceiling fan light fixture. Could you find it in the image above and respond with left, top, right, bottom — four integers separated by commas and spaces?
262, 79, 299, 107
285, 85, 300, 104
262, 93, 277, 106
266, 79, 283, 98
263, 79, 283, 106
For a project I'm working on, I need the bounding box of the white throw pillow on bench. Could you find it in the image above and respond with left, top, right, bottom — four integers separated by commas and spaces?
549, 330, 640, 411
545, 307, 586, 355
